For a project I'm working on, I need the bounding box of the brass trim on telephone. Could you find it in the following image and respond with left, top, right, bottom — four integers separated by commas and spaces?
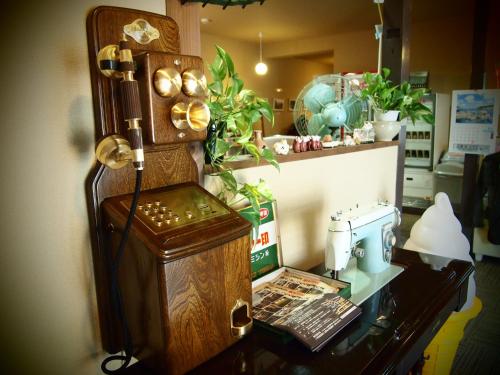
95, 135, 132, 169
154, 68, 182, 97
123, 18, 160, 45
181, 69, 208, 97
171, 100, 210, 131
96, 44, 121, 79
230, 299, 253, 338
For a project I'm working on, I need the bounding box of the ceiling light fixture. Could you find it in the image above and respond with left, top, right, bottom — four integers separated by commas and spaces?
255, 32, 268, 76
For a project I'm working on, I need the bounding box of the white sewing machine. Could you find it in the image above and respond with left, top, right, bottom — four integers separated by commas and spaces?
325, 202, 404, 305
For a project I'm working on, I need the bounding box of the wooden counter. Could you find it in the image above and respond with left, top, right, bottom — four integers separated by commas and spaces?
204, 141, 399, 172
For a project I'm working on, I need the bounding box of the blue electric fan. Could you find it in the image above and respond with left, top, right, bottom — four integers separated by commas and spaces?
293, 74, 364, 137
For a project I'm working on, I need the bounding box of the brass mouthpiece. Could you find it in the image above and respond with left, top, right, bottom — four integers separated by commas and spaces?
171, 100, 210, 131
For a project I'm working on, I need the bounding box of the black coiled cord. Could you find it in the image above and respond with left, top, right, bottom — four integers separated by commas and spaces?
101, 169, 142, 374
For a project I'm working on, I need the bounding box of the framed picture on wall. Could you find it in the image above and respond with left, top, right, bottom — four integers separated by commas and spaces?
288, 99, 296, 111
273, 98, 285, 111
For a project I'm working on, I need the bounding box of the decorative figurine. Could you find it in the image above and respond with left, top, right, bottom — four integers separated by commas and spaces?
273, 139, 290, 155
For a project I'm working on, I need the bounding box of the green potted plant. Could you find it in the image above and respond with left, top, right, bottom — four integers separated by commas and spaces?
360, 68, 433, 140
204, 46, 279, 227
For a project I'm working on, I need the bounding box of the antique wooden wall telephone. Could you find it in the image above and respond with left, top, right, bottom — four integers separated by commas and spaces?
86, 6, 253, 374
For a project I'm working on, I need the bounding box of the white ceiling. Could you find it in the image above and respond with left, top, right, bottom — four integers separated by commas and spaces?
200, 0, 472, 44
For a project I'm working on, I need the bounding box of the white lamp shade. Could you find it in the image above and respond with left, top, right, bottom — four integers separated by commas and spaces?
255, 62, 268, 75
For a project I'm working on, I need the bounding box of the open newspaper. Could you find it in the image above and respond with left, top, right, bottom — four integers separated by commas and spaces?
252, 269, 361, 351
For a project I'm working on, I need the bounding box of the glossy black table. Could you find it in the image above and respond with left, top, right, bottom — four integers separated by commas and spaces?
120, 248, 474, 375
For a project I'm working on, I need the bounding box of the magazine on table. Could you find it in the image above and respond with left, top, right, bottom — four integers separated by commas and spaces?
252, 268, 362, 351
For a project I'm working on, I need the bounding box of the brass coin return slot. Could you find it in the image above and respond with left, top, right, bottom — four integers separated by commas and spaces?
230, 299, 253, 338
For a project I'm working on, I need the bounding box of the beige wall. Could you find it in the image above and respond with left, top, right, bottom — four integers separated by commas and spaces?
0, 0, 164, 374
230, 146, 399, 270
266, 30, 378, 74
263, 57, 333, 135
201, 33, 333, 135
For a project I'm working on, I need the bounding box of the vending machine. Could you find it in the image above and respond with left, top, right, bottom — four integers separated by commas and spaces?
403, 93, 451, 203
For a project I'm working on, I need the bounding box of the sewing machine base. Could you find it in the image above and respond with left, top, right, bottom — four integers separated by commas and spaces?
324, 258, 404, 305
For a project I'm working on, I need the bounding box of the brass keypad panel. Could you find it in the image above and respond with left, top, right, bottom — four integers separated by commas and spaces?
120, 185, 229, 234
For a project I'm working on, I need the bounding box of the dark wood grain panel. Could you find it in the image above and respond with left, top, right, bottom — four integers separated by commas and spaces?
87, 6, 181, 142
116, 233, 164, 367
86, 7, 204, 352
96, 145, 198, 200
163, 247, 228, 374
224, 235, 253, 330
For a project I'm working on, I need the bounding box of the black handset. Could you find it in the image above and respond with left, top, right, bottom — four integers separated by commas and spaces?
118, 35, 144, 171
96, 35, 144, 374
95, 35, 145, 171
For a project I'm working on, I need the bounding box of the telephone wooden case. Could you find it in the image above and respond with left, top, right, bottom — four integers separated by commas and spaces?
86, 6, 253, 374
102, 183, 252, 373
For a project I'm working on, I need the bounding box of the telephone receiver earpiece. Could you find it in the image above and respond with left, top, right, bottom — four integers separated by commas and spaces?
96, 44, 121, 79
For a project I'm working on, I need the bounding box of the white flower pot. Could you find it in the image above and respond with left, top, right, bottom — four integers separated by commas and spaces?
374, 110, 400, 122
373, 121, 402, 141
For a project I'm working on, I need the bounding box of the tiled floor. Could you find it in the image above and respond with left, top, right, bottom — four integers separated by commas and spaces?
400, 213, 500, 375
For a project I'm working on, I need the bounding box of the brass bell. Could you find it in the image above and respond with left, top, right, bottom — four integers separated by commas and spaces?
181, 69, 208, 97
171, 100, 210, 131
153, 68, 182, 97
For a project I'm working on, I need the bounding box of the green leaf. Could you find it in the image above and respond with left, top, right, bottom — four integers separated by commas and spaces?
209, 54, 226, 81
239, 89, 256, 103
241, 208, 260, 229
255, 179, 274, 201
249, 109, 262, 125
257, 100, 274, 126
208, 81, 223, 96
218, 170, 237, 193
261, 148, 280, 171
244, 143, 260, 163
240, 184, 261, 213
382, 67, 391, 79
226, 115, 237, 132
214, 138, 231, 159
207, 101, 224, 116
215, 45, 234, 77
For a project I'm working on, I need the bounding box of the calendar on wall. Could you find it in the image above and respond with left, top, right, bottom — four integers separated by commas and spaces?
449, 89, 500, 155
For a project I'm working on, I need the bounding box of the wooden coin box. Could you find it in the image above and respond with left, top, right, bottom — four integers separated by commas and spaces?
102, 182, 253, 374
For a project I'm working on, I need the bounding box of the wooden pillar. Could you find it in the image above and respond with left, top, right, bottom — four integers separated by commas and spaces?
461, 0, 490, 247
166, 0, 205, 183
381, 0, 412, 84
166, 0, 201, 56
381, 0, 412, 214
